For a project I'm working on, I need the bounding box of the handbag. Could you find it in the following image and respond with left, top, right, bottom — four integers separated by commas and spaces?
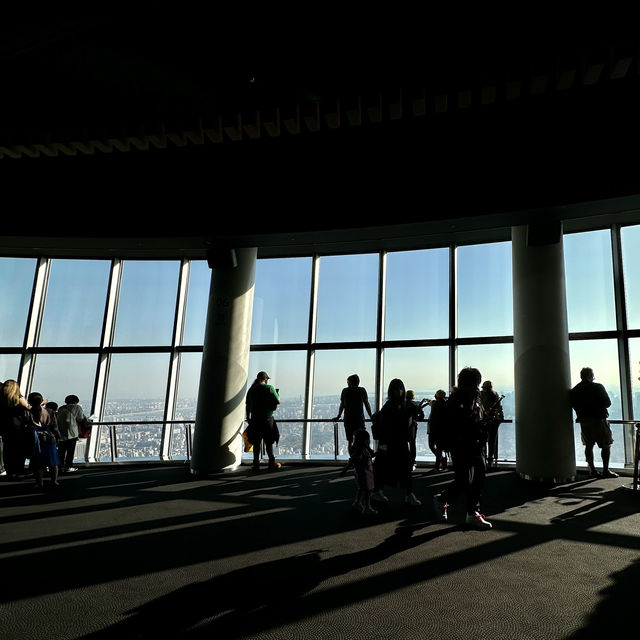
36, 428, 56, 445
242, 429, 253, 452
78, 417, 92, 439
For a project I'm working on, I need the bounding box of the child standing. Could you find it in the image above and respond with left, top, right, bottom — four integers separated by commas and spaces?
350, 429, 377, 515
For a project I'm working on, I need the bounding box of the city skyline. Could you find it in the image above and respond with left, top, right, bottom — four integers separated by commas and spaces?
1, 225, 640, 472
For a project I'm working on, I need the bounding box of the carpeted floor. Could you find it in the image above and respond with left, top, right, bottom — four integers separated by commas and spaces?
1, 462, 638, 639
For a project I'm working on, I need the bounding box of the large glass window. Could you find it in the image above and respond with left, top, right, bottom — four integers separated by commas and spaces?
248, 350, 307, 419
312, 349, 376, 459
383, 345, 449, 461
0, 258, 36, 347
457, 343, 515, 461
564, 230, 616, 333
621, 224, 640, 329
312, 349, 377, 418
569, 339, 624, 468
4, 217, 640, 469
456, 343, 514, 416
0, 354, 21, 385
382, 346, 449, 401
457, 242, 512, 338
248, 350, 308, 460
39, 259, 111, 347
182, 260, 210, 346
569, 339, 621, 419
385, 248, 449, 340
113, 261, 180, 346
174, 352, 202, 422
104, 353, 171, 421
251, 257, 312, 344
30, 354, 98, 411
315, 254, 379, 343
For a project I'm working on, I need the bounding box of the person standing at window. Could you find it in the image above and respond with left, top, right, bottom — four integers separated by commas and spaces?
56, 395, 90, 473
428, 389, 449, 471
0, 380, 32, 480
406, 390, 428, 471
27, 392, 61, 489
569, 367, 618, 478
245, 371, 281, 471
432, 367, 492, 530
334, 374, 374, 454
480, 380, 504, 470
371, 378, 421, 506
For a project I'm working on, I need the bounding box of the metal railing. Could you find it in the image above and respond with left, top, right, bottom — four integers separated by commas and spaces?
84, 420, 195, 463
80, 418, 638, 482
81, 418, 518, 464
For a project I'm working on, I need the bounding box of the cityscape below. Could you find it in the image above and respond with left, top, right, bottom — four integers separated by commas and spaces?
74, 389, 634, 469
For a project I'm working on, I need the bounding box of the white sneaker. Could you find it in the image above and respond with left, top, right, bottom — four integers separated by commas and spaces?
372, 490, 389, 502
433, 496, 448, 521
405, 492, 421, 506
465, 512, 492, 530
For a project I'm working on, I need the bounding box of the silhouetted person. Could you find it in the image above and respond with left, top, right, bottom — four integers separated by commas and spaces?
350, 429, 377, 515
57, 395, 90, 473
333, 374, 373, 453
432, 367, 492, 529
0, 379, 31, 479
480, 380, 504, 470
570, 367, 618, 478
428, 389, 449, 471
28, 392, 61, 489
371, 378, 421, 506
245, 371, 281, 471
406, 390, 428, 471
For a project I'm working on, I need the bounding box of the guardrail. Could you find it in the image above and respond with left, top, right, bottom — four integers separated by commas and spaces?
82, 418, 516, 464
81, 418, 638, 483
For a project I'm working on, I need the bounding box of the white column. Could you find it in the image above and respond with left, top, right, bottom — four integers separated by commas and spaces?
512, 224, 575, 482
190, 247, 257, 475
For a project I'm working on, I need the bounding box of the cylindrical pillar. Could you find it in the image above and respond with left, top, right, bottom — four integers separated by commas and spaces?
512, 224, 575, 482
190, 247, 257, 475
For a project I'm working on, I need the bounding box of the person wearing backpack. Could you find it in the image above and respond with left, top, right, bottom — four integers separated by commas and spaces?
245, 372, 281, 471
56, 395, 90, 473
432, 367, 493, 530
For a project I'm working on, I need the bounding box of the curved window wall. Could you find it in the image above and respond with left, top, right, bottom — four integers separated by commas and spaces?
1, 222, 639, 468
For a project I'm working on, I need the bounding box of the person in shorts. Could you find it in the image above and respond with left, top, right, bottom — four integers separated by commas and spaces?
569, 367, 618, 478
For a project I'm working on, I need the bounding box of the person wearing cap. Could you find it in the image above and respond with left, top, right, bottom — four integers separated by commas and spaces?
245, 371, 281, 471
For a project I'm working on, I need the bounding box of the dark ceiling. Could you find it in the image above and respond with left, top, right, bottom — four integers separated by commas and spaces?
2, 20, 639, 240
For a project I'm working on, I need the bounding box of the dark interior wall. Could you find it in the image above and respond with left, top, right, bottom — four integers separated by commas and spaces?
2, 24, 640, 239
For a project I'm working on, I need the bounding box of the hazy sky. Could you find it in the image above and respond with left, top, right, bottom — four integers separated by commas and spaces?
2, 226, 640, 409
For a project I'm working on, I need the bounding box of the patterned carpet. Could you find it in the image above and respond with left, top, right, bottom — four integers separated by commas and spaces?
1, 463, 638, 639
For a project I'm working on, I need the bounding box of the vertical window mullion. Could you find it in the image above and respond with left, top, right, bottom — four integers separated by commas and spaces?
376, 251, 387, 411
20, 257, 50, 394
449, 243, 458, 390
87, 258, 121, 463
161, 259, 190, 460
303, 255, 320, 458
611, 224, 634, 465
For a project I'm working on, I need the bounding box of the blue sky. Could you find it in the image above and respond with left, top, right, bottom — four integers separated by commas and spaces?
2, 226, 640, 410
